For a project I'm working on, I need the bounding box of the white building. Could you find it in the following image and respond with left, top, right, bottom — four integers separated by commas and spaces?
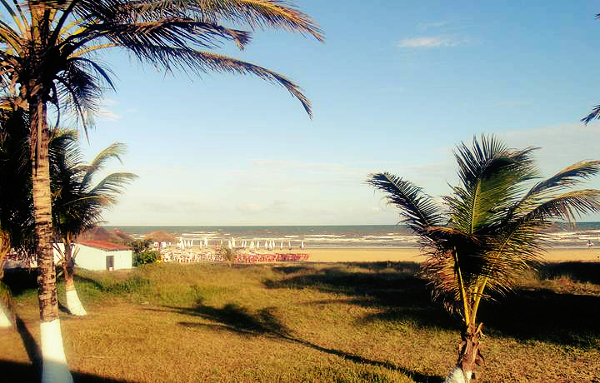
72, 240, 133, 271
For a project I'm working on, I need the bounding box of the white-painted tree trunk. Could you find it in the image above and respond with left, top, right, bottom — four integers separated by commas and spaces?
444, 367, 472, 383
66, 288, 87, 316
40, 319, 73, 383
0, 302, 11, 328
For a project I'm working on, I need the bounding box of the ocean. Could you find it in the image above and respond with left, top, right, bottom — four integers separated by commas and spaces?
104, 223, 600, 249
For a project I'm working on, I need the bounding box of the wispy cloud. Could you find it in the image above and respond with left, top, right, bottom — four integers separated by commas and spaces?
97, 108, 121, 121
97, 98, 121, 121
397, 35, 466, 49
417, 21, 450, 31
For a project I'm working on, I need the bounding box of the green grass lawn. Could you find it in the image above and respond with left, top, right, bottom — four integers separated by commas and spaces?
2, 261, 600, 382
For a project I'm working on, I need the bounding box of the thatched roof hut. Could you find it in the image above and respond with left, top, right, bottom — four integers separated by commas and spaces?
143, 230, 176, 243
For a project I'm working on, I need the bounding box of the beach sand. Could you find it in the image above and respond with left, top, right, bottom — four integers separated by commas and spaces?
305, 247, 600, 263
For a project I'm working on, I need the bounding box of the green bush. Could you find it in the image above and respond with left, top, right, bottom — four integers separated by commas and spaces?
134, 251, 160, 266
129, 239, 152, 254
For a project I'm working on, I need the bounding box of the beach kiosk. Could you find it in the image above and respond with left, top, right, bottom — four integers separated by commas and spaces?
73, 240, 133, 271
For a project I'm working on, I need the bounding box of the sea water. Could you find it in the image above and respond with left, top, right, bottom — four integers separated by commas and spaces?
104, 223, 600, 249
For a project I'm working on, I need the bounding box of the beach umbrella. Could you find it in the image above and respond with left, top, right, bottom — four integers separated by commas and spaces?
204, 238, 208, 246
288, 241, 292, 250
256, 241, 260, 250
228, 240, 232, 249
232, 238, 236, 247
301, 241, 304, 249
250, 241, 255, 249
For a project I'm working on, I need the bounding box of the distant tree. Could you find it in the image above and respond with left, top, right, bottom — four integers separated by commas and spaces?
50, 130, 136, 316
0, 2, 321, 380
367, 135, 600, 382
129, 239, 152, 254
218, 246, 239, 267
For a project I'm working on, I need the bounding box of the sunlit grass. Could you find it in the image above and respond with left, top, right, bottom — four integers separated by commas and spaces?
2, 261, 600, 382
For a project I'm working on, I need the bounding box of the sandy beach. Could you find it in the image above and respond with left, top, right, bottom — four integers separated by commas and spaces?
305, 247, 600, 263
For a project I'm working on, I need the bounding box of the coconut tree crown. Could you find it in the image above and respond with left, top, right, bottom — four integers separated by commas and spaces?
0, 0, 323, 127
368, 135, 600, 321
50, 129, 137, 241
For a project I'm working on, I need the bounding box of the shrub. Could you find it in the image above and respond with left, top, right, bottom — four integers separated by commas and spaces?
134, 251, 160, 266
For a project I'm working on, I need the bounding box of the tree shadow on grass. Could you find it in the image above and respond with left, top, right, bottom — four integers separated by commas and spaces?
481, 288, 600, 347
2, 268, 37, 297
0, 359, 134, 383
161, 302, 443, 383
264, 262, 455, 330
538, 261, 600, 285
264, 261, 600, 348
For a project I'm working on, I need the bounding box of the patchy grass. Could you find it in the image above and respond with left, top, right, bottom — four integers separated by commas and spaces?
1, 261, 600, 382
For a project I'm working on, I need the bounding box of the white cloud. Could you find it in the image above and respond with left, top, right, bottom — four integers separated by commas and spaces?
417, 21, 450, 31
97, 98, 122, 121
236, 203, 263, 214
97, 108, 121, 121
397, 36, 465, 49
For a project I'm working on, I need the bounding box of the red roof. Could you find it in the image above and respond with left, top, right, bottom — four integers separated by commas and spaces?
77, 240, 132, 251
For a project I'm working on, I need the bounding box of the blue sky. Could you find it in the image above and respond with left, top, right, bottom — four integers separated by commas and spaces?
80, 1, 600, 225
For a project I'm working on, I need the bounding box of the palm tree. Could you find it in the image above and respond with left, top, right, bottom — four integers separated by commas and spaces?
0, 2, 321, 380
367, 135, 600, 382
50, 129, 136, 316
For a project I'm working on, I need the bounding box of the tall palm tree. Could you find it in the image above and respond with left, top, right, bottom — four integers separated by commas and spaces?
0, 2, 321, 381
367, 135, 600, 383
50, 130, 136, 316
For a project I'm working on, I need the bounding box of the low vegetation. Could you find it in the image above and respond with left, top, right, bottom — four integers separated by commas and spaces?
2, 261, 599, 382
133, 251, 161, 267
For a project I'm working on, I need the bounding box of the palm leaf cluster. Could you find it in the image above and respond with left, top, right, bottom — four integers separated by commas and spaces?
0, 0, 323, 128
368, 135, 600, 326
49, 129, 137, 244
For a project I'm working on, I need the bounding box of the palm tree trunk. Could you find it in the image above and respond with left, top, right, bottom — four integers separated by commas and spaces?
0, 302, 11, 327
445, 323, 483, 383
0, 238, 12, 328
30, 99, 73, 383
63, 243, 86, 316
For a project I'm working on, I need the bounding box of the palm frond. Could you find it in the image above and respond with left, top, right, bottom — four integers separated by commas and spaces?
119, 45, 313, 116
517, 161, 600, 212
50, 131, 137, 240
522, 189, 600, 222
448, 135, 539, 234
89, 0, 324, 42
367, 172, 443, 235
80, 142, 127, 186
582, 105, 600, 125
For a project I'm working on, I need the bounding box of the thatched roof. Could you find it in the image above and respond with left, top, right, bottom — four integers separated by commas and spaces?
143, 230, 176, 242
80, 227, 134, 243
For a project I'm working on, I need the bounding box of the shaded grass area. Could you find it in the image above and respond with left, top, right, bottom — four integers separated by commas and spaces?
1, 261, 600, 382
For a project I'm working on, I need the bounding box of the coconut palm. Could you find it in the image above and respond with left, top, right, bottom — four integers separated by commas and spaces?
50, 130, 136, 316
0, 1, 321, 380
367, 135, 600, 382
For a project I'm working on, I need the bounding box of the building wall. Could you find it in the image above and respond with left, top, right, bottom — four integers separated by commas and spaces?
73, 245, 133, 271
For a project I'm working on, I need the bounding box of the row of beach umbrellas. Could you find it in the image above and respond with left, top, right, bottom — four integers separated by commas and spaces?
176, 238, 305, 250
